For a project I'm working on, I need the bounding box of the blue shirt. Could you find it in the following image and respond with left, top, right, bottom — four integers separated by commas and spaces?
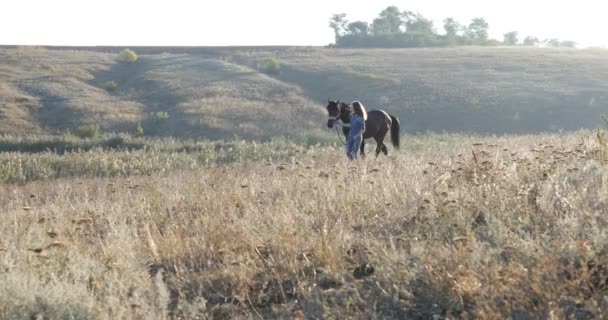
348, 115, 365, 139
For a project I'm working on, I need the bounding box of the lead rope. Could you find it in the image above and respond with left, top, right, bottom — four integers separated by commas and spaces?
335, 123, 347, 146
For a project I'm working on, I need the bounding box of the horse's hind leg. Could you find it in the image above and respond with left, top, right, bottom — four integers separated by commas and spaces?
375, 143, 388, 157
375, 145, 382, 157
376, 139, 382, 158
376, 126, 391, 157
374, 138, 383, 157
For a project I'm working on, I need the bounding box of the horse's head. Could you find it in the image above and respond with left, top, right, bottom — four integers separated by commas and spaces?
326, 99, 341, 128
326, 99, 352, 128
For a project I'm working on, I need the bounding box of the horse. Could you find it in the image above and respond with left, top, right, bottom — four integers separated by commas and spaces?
326, 99, 400, 157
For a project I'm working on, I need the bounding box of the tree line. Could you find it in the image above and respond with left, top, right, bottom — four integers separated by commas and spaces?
329, 6, 576, 48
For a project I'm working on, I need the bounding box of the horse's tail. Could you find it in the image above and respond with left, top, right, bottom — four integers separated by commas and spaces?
389, 114, 400, 149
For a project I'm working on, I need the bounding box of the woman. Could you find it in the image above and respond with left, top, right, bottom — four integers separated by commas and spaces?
346, 101, 367, 160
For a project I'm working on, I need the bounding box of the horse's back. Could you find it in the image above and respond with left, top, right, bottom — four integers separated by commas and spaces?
363, 109, 391, 139
368, 109, 391, 125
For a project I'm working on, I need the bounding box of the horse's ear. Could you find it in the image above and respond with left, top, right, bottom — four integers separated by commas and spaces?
337, 99, 340, 104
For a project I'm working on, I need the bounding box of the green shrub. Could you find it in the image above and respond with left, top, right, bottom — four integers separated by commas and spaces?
119, 49, 138, 63
135, 122, 144, 137
76, 124, 100, 139
261, 58, 280, 75
104, 80, 118, 92
151, 111, 170, 124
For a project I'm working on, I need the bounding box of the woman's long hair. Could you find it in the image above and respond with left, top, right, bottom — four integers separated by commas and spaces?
352, 101, 368, 120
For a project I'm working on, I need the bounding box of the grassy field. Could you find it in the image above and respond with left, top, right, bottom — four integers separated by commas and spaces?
2, 46, 608, 139
1, 131, 608, 319
3, 45, 608, 319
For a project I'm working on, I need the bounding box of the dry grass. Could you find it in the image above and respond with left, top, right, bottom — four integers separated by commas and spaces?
1, 132, 607, 319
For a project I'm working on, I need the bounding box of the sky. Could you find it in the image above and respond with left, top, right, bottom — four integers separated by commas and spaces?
1, 0, 606, 47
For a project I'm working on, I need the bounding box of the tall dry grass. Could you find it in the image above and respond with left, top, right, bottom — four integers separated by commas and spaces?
0, 132, 607, 319
0, 137, 320, 183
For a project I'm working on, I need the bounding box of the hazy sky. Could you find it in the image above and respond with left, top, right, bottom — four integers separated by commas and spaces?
2, 0, 605, 47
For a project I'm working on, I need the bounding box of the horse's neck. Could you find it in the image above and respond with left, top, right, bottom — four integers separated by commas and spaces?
341, 109, 352, 123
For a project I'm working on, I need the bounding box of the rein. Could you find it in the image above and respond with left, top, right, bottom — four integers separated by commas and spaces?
328, 116, 349, 146
335, 125, 346, 145
328, 104, 351, 146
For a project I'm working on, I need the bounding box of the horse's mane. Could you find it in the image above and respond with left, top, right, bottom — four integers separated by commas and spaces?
339, 102, 351, 112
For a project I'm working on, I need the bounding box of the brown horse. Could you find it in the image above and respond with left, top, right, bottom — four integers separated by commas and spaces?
326, 100, 400, 157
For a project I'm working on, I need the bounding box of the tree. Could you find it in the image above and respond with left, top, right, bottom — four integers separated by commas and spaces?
371, 18, 391, 35
404, 12, 434, 34
560, 40, 577, 48
523, 36, 540, 46
329, 13, 349, 42
545, 38, 561, 47
347, 21, 370, 35
467, 18, 489, 41
443, 17, 462, 36
503, 31, 519, 45
372, 6, 403, 35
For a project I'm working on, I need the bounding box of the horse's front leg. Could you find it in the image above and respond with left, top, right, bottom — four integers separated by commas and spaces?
360, 140, 366, 158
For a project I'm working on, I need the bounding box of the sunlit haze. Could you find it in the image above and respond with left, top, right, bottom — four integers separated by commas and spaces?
2, 0, 606, 47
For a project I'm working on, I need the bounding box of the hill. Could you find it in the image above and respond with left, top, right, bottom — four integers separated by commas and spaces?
1, 46, 608, 139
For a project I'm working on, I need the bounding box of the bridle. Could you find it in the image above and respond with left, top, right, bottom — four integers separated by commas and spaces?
327, 102, 352, 128
327, 103, 351, 145
327, 115, 351, 128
